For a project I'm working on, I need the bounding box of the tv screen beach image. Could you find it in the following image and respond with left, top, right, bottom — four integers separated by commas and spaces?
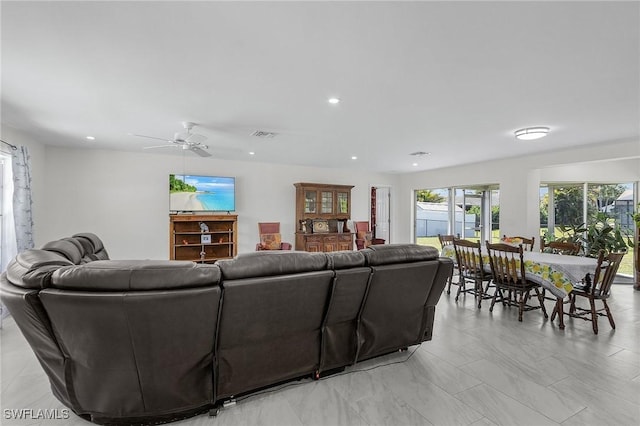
170, 175, 235, 212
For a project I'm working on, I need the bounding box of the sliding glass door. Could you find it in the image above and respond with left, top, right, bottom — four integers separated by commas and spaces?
415, 185, 499, 246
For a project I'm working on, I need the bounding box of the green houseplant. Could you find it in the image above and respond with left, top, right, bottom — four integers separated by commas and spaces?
545, 213, 630, 258
578, 213, 629, 258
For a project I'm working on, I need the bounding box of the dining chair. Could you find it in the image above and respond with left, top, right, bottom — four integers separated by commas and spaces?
453, 238, 492, 308
540, 240, 582, 256
485, 241, 548, 322
551, 250, 625, 334
501, 235, 535, 252
438, 233, 460, 294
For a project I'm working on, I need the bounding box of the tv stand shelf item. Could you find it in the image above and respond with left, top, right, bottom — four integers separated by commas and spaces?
170, 214, 238, 263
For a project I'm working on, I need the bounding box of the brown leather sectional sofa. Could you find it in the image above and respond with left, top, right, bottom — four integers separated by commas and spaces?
0, 233, 453, 425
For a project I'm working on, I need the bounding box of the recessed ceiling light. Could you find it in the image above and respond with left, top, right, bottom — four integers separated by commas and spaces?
412, 163, 419, 167
514, 127, 550, 140
85, 136, 95, 140
249, 151, 255, 155
328, 97, 341, 104
351, 156, 357, 160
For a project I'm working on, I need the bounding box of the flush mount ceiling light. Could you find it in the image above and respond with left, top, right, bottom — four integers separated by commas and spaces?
514, 127, 550, 140
328, 97, 341, 104
85, 136, 95, 140
251, 130, 277, 139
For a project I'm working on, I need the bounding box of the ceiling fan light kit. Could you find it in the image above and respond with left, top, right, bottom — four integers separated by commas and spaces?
132, 122, 211, 157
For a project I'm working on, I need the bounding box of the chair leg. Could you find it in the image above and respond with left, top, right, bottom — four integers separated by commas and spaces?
446, 269, 453, 294
517, 291, 524, 322
455, 278, 464, 302
589, 298, 598, 334
476, 279, 483, 309
569, 294, 577, 314
603, 300, 616, 329
534, 287, 548, 318
489, 288, 499, 312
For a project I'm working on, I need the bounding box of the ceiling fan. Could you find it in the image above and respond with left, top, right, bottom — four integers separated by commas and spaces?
130, 122, 211, 157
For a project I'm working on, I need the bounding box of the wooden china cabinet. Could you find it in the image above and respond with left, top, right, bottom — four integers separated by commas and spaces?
294, 183, 355, 252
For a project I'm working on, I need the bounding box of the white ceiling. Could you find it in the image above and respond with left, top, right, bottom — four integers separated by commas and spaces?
2, 1, 639, 173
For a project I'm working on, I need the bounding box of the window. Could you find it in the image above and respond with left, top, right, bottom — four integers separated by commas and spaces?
540, 182, 636, 276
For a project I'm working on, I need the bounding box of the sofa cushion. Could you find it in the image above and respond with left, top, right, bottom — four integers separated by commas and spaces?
72, 233, 109, 260
362, 244, 440, 266
6, 249, 74, 289
41, 239, 84, 265
51, 260, 221, 291
217, 251, 327, 279
325, 250, 366, 269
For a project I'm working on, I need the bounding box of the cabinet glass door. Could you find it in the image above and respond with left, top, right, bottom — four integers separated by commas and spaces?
337, 192, 349, 214
321, 191, 333, 214
304, 190, 317, 213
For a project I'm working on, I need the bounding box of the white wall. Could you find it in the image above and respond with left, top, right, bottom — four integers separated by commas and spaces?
4, 127, 638, 259
41, 146, 399, 259
397, 138, 640, 243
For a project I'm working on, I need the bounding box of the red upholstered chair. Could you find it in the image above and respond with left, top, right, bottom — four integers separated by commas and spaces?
256, 222, 292, 251
355, 221, 385, 250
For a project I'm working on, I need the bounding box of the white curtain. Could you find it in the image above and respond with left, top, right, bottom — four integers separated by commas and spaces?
11, 146, 34, 252
1, 145, 34, 326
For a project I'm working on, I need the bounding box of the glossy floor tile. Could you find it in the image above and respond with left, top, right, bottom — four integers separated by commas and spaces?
2, 283, 639, 425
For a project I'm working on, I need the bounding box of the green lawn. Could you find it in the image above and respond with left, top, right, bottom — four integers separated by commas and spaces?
416, 232, 636, 276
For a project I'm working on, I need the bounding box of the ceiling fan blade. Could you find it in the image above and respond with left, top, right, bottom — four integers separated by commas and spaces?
143, 144, 177, 150
189, 146, 212, 157
129, 133, 174, 143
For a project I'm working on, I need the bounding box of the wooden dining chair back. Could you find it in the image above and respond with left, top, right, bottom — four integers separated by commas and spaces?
540, 240, 582, 256
453, 238, 492, 308
438, 234, 456, 249
438, 234, 460, 295
485, 242, 547, 321
502, 235, 535, 251
556, 250, 625, 334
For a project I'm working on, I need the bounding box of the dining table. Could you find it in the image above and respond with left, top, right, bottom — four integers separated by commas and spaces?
440, 244, 599, 329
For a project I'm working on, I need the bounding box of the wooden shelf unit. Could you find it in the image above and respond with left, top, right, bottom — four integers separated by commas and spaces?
294, 183, 354, 252
169, 214, 238, 263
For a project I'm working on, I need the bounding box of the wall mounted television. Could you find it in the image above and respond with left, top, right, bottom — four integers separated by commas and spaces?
169, 174, 236, 212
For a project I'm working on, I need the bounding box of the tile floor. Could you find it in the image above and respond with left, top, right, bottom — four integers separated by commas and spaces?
1, 284, 639, 426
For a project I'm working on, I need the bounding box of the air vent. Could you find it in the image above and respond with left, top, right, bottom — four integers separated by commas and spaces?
251, 130, 277, 139
409, 151, 430, 157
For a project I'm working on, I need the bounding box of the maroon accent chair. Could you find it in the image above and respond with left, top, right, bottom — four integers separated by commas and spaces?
354, 221, 385, 250
256, 222, 292, 251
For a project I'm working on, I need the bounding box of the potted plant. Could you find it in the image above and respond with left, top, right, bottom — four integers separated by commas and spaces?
578, 213, 629, 258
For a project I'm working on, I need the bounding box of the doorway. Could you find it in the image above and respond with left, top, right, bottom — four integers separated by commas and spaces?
371, 186, 390, 243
